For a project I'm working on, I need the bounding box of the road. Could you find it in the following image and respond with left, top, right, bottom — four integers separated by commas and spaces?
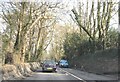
24, 67, 118, 82
25, 68, 81, 80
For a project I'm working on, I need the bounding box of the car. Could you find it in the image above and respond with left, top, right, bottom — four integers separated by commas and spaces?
59, 59, 69, 68
42, 60, 57, 72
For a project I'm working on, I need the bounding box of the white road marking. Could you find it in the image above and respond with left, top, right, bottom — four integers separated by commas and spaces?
65, 73, 68, 75
60, 68, 86, 82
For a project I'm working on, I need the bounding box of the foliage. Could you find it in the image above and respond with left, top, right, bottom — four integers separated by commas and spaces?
105, 29, 118, 48
72, 1, 118, 51
63, 29, 118, 60
0, 2, 62, 63
0, 1, 118, 65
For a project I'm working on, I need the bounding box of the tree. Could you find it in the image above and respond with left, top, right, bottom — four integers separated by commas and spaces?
0, 1, 63, 63
71, 1, 118, 51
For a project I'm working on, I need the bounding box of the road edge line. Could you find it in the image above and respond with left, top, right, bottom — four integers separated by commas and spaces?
60, 68, 86, 82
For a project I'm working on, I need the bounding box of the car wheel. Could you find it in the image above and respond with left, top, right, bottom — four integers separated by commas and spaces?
52, 68, 56, 72
53, 70, 57, 73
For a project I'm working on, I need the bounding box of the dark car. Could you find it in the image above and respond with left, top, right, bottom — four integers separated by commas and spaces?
42, 60, 57, 72
59, 59, 69, 68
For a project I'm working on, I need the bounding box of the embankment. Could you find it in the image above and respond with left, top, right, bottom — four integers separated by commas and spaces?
70, 48, 118, 76
2, 62, 40, 80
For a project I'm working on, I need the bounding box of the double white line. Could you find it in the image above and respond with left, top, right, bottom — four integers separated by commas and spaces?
60, 68, 86, 82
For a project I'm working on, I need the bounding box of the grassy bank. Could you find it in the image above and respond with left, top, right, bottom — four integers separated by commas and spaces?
69, 48, 118, 75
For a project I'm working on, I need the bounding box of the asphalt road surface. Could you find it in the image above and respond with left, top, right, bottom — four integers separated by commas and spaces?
24, 67, 118, 82
25, 68, 81, 80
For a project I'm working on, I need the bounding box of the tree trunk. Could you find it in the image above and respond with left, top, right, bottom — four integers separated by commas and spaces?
20, 35, 26, 63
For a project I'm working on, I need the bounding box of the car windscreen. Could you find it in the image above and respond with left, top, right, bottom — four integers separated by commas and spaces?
60, 60, 68, 63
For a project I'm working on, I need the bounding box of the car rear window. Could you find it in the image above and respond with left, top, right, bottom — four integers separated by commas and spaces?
44, 60, 55, 64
